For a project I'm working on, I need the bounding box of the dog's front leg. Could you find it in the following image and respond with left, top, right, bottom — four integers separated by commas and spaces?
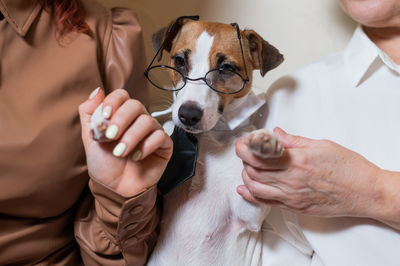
231, 129, 285, 231
230, 193, 271, 232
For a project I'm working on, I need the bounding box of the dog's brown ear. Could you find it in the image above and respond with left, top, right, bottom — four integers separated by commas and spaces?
152, 21, 174, 62
244, 30, 284, 77
152, 25, 169, 52
152, 18, 192, 61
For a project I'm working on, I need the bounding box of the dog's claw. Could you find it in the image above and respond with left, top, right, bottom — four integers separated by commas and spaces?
244, 129, 284, 159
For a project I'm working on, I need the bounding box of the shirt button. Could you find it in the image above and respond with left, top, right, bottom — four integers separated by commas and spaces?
129, 205, 144, 215
124, 222, 138, 231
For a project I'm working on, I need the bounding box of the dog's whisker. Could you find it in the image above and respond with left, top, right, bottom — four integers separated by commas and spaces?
151, 105, 173, 118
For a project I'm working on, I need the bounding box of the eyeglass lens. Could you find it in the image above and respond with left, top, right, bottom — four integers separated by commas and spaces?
147, 66, 244, 93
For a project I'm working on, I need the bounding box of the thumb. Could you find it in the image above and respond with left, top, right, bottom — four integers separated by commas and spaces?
273, 127, 311, 148
78, 87, 105, 142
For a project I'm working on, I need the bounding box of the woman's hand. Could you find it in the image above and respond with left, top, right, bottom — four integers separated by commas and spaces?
235, 127, 385, 218
79, 88, 173, 197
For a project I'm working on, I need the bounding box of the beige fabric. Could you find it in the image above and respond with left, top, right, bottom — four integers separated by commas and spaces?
0, 0, 157, 265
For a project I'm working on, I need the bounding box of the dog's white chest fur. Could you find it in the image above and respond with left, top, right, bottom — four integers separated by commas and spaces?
148, 125, 270, 266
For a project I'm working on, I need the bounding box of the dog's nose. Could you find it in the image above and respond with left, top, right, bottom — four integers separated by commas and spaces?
178, 102, 203, 126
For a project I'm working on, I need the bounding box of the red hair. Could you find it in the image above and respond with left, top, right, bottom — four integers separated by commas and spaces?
43, 0, 90, 35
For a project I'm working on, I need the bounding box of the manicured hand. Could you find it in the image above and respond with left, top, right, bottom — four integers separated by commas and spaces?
235, 127, 383, 218
79, 88, 173, 197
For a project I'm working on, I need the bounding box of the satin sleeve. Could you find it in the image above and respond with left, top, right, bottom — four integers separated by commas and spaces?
74, 180, 159, 266
74, 8, 158, 266
102, 7, 149, 107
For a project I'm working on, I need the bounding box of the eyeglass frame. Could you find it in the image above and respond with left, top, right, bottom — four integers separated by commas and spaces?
144, 16, 250, 95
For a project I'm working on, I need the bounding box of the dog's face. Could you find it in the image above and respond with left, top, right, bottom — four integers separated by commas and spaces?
153, 20, 283, 133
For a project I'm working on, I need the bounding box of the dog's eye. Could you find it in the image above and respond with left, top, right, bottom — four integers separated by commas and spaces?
221, 64, 236, 72
173, 56, 186, 69
219, 64, 236, 75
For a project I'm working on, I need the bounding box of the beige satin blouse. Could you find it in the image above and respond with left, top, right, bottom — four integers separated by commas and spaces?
0, 0, 158, 265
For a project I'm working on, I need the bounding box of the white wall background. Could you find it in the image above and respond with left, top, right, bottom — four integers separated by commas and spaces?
98, 0, 356, 111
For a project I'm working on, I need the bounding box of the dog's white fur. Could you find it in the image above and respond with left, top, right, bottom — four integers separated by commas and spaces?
147, 29, 283, 266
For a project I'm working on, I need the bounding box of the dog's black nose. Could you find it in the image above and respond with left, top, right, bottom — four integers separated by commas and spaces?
178, 102, 203, 126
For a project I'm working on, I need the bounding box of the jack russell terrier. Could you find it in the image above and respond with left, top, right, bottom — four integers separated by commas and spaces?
145, 16, 311, 266
91, 16, 312, 266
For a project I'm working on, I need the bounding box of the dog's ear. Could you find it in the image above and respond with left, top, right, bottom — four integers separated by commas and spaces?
152, 20, 177, 52
152, 18, 191, 61
243, 30, 284, 77
152, 26, 169, 52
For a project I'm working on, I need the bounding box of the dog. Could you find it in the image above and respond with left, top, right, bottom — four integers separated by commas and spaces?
143, 17, 309, 266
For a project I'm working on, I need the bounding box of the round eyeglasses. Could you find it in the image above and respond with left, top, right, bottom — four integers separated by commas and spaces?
145, 64, 248, 94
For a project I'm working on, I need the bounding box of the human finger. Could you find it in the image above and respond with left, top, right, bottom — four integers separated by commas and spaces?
111, 113, 161, 158
101, 88, 132, 121
133, 129, 173, 161
241, 169, 285, 201
273, 127, 312, 148
236, 185, 262, 203
236, 185, 286, 207
104, 99, 148, 141
242, 162, 286, 184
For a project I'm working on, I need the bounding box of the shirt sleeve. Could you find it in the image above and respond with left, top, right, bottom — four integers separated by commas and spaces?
74, 180, 159, 266
101, 7, 149, 107
74, 8, 158, 266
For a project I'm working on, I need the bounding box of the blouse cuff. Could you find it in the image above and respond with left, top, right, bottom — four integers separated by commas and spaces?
89, 178, 158, 244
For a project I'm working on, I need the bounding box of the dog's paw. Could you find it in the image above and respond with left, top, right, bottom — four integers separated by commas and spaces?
90, 104, 111, 142
244, 129, 284, 159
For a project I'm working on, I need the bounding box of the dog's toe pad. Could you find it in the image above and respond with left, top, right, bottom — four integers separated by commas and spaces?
245, 129, 284, 159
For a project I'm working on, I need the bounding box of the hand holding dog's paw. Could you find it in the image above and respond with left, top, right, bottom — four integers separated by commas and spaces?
244, 129, 284, 159
79, 87, 173, 197
236, 127, 382, 218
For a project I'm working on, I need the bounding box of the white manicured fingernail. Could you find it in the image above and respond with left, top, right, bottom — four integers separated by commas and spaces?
113, 143, 126, 157
132, 150, 142, 161
105, 125, 119, 139
102, 105, 112, 119
89, 87, 100, 100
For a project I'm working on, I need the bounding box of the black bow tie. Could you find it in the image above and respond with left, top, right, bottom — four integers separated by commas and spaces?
157, 126, 198, 195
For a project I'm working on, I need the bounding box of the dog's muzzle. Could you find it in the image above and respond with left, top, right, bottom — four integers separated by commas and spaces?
178, 101, 203, 127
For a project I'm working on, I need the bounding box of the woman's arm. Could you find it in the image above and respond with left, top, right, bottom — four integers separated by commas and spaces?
75, 88, 172, 265
235, 127, 400, 231
73, 7, 169, 264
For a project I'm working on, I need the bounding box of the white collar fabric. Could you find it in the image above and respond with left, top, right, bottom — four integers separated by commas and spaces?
344, 25, 400, 87
213, 91, 266, 131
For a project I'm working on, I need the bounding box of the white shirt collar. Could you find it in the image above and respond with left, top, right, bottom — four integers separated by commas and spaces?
213, 90, 265, 131
344, 25, 400, 87
378, 48, 400, 74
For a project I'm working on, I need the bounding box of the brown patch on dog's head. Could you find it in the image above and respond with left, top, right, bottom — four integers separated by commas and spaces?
152, 18, 198, 61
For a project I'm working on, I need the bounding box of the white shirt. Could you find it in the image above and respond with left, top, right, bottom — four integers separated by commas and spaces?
259, 26, 400, 266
